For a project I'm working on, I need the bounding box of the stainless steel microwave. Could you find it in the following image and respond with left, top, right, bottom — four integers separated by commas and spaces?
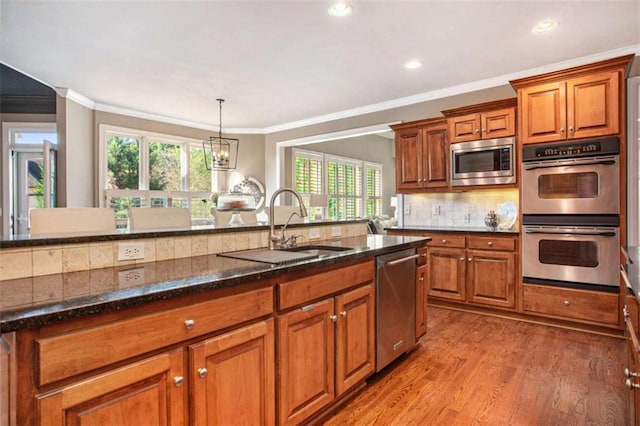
450, 137, 515, 186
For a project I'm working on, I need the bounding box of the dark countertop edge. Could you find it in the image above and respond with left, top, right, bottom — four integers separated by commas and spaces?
386, 226, 519, 235
0, 235, 428, 333
0, 219, 369, 249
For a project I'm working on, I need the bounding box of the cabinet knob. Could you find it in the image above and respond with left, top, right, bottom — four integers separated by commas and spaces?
560, 127, 565, 133
419, 277, 425, 282
442, 239, 447, 244
563, 300, 570, 306
625, 368, 640, 378
340, 311, 347, 317
467, 257, 472, 262
198, 368, 208, 378
626, 378, 640, 390
487, 241, 493, 246
184, 319, 195, 330
173, 376, 184, 387
330, 315, 338, 322
475, 129, 480, 133
459, 257, 465, 261
481, 128, 486, 133
569, 126, 574, 133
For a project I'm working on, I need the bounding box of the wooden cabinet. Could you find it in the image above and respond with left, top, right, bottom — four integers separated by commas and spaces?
511, 55, 633, 145
415, 246, 428, 339
0, 333, 13, 426
37, 349, 186, 425
276, 263, 375, 425
426, 246, 466, 302
189, 320, 275, 426
448, 107, 516, 143
624, 292, 640, 425
17, 285, 276, 425
392, 118, 448, 192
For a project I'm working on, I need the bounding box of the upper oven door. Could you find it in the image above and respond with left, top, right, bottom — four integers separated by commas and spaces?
451, 138, 515, 186
522, 155, 619, 215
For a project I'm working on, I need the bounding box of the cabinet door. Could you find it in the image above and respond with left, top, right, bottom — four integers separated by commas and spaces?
395, 128, 423, 191
625, 295, 640, 426
422, 122, 449, 188
190, 320, 275, 426
37, 349, 186, 426
482, 107, 516, 139
567, 70, 619, 140
426, 247, 466, 301
467, 250, 515, 308
448, 113, 480, 143
519, 81, 567, 144
335, 284, 375, 396
277, 298, 335, 425
415, 264, 428, 339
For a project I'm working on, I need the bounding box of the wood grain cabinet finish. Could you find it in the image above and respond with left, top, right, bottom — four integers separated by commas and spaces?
189, 319, 275, 426
426, 247, 467, 302
393, 118, 448, 192
624, 293, 640, 425
448, 107, 516, 143
36, 349, 186, 426
467, 250, 515, 308
511, 56, 633, 145
276, 263, 375, 425
415, 264, 428, 339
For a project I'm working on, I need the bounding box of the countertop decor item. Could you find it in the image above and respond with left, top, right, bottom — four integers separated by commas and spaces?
232, 176, 266, 211
202, 98, 239, 171
484, 210, 499, 231
497, 201, 518, 230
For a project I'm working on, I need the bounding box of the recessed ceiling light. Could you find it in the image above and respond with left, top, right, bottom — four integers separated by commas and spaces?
404, 60, 422, 70
328, 2, 352, 17
532, 19, 558, 34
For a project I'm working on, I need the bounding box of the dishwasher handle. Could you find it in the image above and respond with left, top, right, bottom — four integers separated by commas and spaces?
384, 254, 419, 267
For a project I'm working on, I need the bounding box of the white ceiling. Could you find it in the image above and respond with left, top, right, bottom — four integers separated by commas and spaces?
1, 1, 639, 133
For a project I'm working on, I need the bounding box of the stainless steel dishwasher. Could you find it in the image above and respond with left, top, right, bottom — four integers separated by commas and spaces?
376, 248, 417, 372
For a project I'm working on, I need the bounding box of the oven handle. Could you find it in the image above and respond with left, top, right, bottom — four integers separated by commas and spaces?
523, 159, 616, 171
524, 230, 617, 237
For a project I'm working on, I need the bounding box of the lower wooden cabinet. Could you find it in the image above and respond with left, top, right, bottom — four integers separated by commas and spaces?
277, 283, 375, 425
426, 247, 466, 301
468, 249, 515, 308
416, 263, 428, 339
624, 293, 640, 425
36, 348, 187, 425
189, 319, 275, 426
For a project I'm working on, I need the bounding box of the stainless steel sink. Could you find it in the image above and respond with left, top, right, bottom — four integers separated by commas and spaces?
217, 245, 352, 265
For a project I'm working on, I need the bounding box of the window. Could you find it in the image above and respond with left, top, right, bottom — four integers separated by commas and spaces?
293, 148, 382, 220
100, 126, 213, 228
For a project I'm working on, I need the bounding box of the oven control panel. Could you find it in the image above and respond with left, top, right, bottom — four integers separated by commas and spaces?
522, 136, 619, 162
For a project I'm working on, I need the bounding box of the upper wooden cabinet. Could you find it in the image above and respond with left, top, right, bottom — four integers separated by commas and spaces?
442, 98, 516, 143
392, 118, 448, 192
511, 55, 634, 145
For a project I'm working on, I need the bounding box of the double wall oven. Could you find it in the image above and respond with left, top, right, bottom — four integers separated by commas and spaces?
522, 136, 620, 290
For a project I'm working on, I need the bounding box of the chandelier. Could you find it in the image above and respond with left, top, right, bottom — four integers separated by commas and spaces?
203, 98, 239, 171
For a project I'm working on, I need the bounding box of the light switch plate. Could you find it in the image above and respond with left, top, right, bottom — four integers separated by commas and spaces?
308, 228, 321, 240
464, 213, 471, 223
404, 204, 411, 215
117, 242, 145, 261
331, 226, 342, 237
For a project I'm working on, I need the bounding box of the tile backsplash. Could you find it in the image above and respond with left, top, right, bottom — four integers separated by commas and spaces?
402, 189, 519, 228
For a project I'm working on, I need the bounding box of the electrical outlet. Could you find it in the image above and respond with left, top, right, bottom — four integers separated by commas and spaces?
403, 204, 411, 215
432, 205, 440, 216
117, 242, 145, 261
331, 226, 342, 237
464, 213, 471, 223
118, 267, 145, 287
308, 228, 321, 240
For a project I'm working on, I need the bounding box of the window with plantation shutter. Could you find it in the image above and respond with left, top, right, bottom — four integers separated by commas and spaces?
293, 149, 324, 218
326, 155, 362, 220
365, 162, 382, 217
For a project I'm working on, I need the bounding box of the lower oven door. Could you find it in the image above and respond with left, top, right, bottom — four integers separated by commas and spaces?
522, 225, 619, 287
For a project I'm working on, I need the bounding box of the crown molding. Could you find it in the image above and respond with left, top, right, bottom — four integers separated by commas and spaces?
55, 88, 96, 109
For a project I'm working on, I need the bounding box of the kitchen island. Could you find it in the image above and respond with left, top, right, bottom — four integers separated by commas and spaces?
0, 233, 428, 425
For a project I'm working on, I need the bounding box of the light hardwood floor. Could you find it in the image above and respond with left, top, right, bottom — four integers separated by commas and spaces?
325, 307, 628, 425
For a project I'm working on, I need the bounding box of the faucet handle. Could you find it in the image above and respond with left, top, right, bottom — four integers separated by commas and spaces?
288, 235, 304, 247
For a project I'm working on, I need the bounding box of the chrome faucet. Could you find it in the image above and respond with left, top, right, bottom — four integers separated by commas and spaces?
268, 188, 308, 249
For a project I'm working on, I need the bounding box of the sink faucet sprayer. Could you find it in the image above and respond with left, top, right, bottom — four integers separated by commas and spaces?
268, 188, 308, 249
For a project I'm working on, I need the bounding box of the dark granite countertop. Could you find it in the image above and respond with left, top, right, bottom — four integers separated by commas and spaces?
0, 218, 369, 249
622, 246, 640, 301
0, 234, 428, 333
386, 225, 519, 235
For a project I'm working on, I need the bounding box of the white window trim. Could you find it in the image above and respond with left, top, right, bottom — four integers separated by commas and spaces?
98, 124, 207, 207
364, 161, 383, 217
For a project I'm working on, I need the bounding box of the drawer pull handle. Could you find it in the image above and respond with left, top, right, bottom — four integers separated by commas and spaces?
301, 304, 315, 312
626, 378, 640, 390
421, 253, 427, 257
563, 300, 570, 306
419, 277, 424, 282
330, 315, 338, 323
173, 376, 184, 387
198, 368, 208, 378
625, 368, 639, 378
340, 311, 347, 317
184, 319, 195, 329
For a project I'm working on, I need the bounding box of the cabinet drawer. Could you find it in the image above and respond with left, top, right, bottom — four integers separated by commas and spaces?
36, 286, 273, 386
278, 262, 374, 311
426, 234, 466, 248
417, 246, 428, 266
523, 284, 618, 326
468, 236, 516, 251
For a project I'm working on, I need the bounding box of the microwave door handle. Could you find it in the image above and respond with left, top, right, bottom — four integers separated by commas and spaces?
524, 159, 616, 171
525, 230, 617, 237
